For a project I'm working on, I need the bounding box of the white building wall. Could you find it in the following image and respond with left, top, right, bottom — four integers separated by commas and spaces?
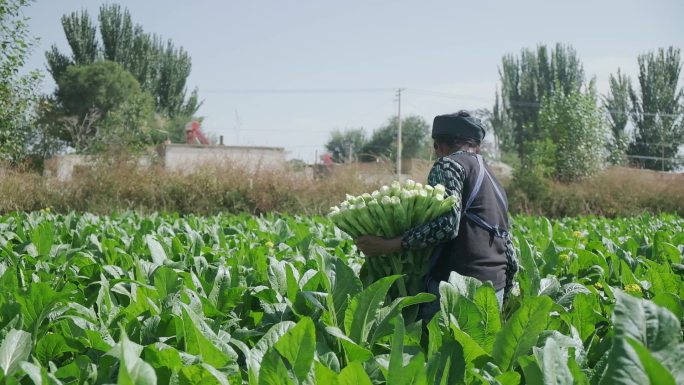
160, 144, 286, 173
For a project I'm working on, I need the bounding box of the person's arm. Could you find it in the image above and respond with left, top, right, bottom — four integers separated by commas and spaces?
400, 156, 465, 250
503, 231, 519, 296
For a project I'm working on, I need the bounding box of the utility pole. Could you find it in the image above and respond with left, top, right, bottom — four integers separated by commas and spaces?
396, 88, 405, 176
348, 142, 353, 163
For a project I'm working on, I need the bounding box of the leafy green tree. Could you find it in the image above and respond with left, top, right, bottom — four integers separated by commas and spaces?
363, 115, 430, 162
603, 69, 633, 164
46, 4, 199, 118
325, 128, 367, 163
509, 138, 556, 205
495, 44, 584, 161
0, 0, 42, 163
51, 61, 155, 152
538, 82, 607, 181
628, 47, 683, 171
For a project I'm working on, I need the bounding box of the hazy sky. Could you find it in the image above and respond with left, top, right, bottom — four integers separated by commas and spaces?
21, 0, 684, 161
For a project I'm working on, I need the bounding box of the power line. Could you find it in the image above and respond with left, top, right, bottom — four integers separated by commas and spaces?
197, 87, 682, 119
624, 154, 683, 161
200, 87, 396, 94
406, 89, 493, 103
407, 88, 680, 118
521, 100, 678, 119
396, 88, 684, 119
220, 127, 329, 133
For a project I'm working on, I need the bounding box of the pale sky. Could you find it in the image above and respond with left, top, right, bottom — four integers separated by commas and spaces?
21, 0, 684, 162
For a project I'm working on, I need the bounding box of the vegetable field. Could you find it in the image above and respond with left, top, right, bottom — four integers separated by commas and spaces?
0, 212, 682, 384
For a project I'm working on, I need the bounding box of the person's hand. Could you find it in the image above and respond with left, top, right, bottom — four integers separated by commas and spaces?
355, 235, 402, 257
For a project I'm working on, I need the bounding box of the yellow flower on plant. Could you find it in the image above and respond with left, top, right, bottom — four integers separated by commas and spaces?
265, 241, 274, 249
559, 254, 570, 263
573, 231, 583, 238
594, 282, 603, 290
624, 283, 642, 294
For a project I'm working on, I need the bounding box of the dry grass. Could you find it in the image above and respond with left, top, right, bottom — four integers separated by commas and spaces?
0, 159, 400, 215
1, 161, 681, 217
508, 167, 684, 217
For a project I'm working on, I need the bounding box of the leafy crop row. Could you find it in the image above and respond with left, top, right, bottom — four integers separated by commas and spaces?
0, 212, 681, 384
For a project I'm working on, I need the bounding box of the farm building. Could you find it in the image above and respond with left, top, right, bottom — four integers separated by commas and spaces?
43, 143, 286, 181
158, 143, 286, 173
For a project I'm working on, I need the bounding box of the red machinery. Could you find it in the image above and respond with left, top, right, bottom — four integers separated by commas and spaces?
185, 121, 210, 145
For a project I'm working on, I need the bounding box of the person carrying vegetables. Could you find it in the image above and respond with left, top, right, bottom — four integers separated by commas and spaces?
355, 111, 518, 319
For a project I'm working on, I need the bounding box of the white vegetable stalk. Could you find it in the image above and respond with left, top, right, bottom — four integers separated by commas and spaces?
328, 179, 460, 301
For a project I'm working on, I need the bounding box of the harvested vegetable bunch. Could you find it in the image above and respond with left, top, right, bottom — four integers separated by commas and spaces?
328, 180, 459, 299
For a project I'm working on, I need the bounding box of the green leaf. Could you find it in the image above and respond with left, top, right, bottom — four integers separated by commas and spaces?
207, 265, 245, 312
35, 333, 77, 364
643, 261, 681, 297
445, 271, 482, 299
179, 364, 223, 385
19, 362, 63, 385
330, 258, 363, 327
249, 321, 296, 382
539, 276, 561, 297
469, 362, 521, 385
143, 344, 183, 372
426, 334, 465, 385
106, 330, 157, 385
650, 293, 683, 321
268, 258, 289, 297
146, 235, 168, 265
0, 329, 32, 377
179, 304, 236, 367
599, 338, 675, 385
284, 262, 300, 302
567, 358, 590, 385
519, 356, 544, 385
426, 315, 444, 360
259, 348, 297, 385
387, 315, 405, 385
31, 220, 54, 256
533, 337, 573, 385
610, 289, 684, 382
338, 361, 373, 385
611, 290, 680, 362
273, 317, 315, 382
325, 327, 374, 362
493, 296, 553, 371
397, 353, 428, 385
370, 292, 435, 345
449, 324, 489, 364
517, 238, 541, 296
16, 282, 67, 333
659, 343, 684, 384
652, 231, 680, 264
153, 266, 182, 299
627, 338, 676, 385
538, 330, 586, 366
472, 284, 502, 353
344, 275, 400, 344
570, 293, 604, 343
555, 283, 591, 308
54, 354, 97, 381
496, 370, 522, 385
314, 361, 339, 384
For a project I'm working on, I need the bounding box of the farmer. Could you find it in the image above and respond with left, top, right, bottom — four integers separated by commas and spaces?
355, 111, 517, 319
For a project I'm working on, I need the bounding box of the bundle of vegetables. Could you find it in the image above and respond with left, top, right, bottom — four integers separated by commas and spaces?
328, 180, 459, 300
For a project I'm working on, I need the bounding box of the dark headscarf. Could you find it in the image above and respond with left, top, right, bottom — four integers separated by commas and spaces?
432, 111, 486, 141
